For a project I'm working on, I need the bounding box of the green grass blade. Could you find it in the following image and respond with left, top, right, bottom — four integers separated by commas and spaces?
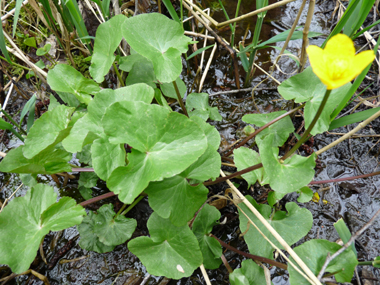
217, 0, 233, 32
102, 0, 111, 20
352, 18, 380, 40
0, 25, 11, 63
187, 44, 214, 60
329, 107, 380, 131
321, 0, 360, 48
12, 0, 24, 36
162, 0, 180, 23
344, 0, 376, 38
334, 219, 357, 256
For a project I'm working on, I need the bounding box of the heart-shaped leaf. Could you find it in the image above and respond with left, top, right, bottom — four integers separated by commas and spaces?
93, 204, 137, 246
160, 77, 186, 99
91, 137, 126, 180
90, 14, 128, 82
242, 110, 294, 148
186, 93, 222, 121
47, 64, 100, 104
0, 184, 85, 273
289, 239, 357, 284
234, 147, 267, 187
239, 197, 313, 259
128, 212, 203, 279
0, 145, 72, 174
122, 13, 192, 83
192, 204, 222, 269
124, 57, 156, 88
23, 105, 75, 159
260, 135, 316, 198
229, 259, 269, 285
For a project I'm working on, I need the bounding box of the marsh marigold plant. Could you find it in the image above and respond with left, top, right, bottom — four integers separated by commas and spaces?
307, 33, 375, 90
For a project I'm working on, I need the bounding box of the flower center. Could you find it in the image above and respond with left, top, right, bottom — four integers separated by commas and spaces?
329, 58, 349, 80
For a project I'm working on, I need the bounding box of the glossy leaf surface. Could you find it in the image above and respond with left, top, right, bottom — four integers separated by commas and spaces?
128, 212, 202, 279
239, 197, 313, 259
0, 184, 85, 273
230, 260, 269, 285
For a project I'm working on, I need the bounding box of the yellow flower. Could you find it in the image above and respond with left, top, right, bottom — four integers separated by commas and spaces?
306, 34, 375, 90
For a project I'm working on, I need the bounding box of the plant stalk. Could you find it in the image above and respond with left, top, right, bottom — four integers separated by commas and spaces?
121, 195, 144, 216
230, 0, 242, 46
173, 80, 189, 116
113, 62, 125, 87
282, 89, 332, 161
1, 109, 27, 135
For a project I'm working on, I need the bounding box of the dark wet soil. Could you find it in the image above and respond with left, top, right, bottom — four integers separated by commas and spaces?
1, 0, 380, 284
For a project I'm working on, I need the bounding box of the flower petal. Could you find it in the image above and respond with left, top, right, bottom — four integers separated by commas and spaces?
306, 45, 328, 83
325, 34, 355, 57
351, 50, 375, 78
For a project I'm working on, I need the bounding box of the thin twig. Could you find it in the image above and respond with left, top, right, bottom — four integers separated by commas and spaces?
298, 0, 315, 72
0, 183, 23, 213
209, 86, 277, 97
198, 44, 217, 92
200, 265, 212, 285
316, 207, 380, 280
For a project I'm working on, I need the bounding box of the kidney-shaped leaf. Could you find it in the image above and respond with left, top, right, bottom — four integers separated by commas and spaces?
289, 239, 357, 284
128, 212, 203, 279
260, 135, 316, 198
48, 64, 100, 104
192, 204, 222, 269
0, 184, 85, 273
186, 93, 222, 121
239, 197, 313, 259
243, 110, 294, 148
23, 105, 75, 159
122, 13, 192, 83
234, 147, 266, 187
93, 204, 137, 246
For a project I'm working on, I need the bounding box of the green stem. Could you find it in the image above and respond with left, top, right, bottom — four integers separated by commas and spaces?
0, 56, 31, 71
358, 261, 373, 266
114, 203, 128, 218
173, 80, 189, 117
180, 0, 183, 29
230, 0, 242, 47
113, 62, 125, 87
281, 89, 332, 161
9, 128, 25, 142
217, 0, 234, 32
1, 109, 27, 135
121, 195, 144, 216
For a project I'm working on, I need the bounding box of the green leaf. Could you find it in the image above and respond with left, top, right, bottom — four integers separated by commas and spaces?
289, 239, 357, 284
36, 43, 52, 56
20, 94, 36, 125
78, 172, 98, 188
24, 37, 37, 48
234, 147, 265, 187
56, 91, 81, 107
187, 44, 214, 60
128, 212, 203, 279
93, 204, 137, 246
0, 23, 11, 63
154, 88, 172, 111
13, 0, 24, 36
278, 67, 321, 103
296, 187, 313, 203
0, 184, 85, 273
78, 211, 115, 253
0, 117, 13, 130
304, 82, 351, 135
90, 14, 128, 82
334, 218, 357, 256
330, 107, 380, 130
239, 197, 313, 259
62, 83, 154, 153
19, 173, 38, 187
91, 137, 126, 180
190, 116, 220, 151
162, 0, 180, 23
242, 110, 294, 147
79, 187, 92, 200
103, 101, 207, 203
145, 175, 208, 226
260, 138, 316, 198
122, 13, 192, 83
0, 145, 72, 174
186, 93, 222, 121
343, 0, 376, 38
230, 259, 269, 285
47, 64, 100, 104
373, 256, 380, 268
124, 57, 156, 88
118, 53, 147, 72
192, 204, 222, 269
23, 105, 75, 159
77, 144, 92, 165
160, 77, 186, 99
